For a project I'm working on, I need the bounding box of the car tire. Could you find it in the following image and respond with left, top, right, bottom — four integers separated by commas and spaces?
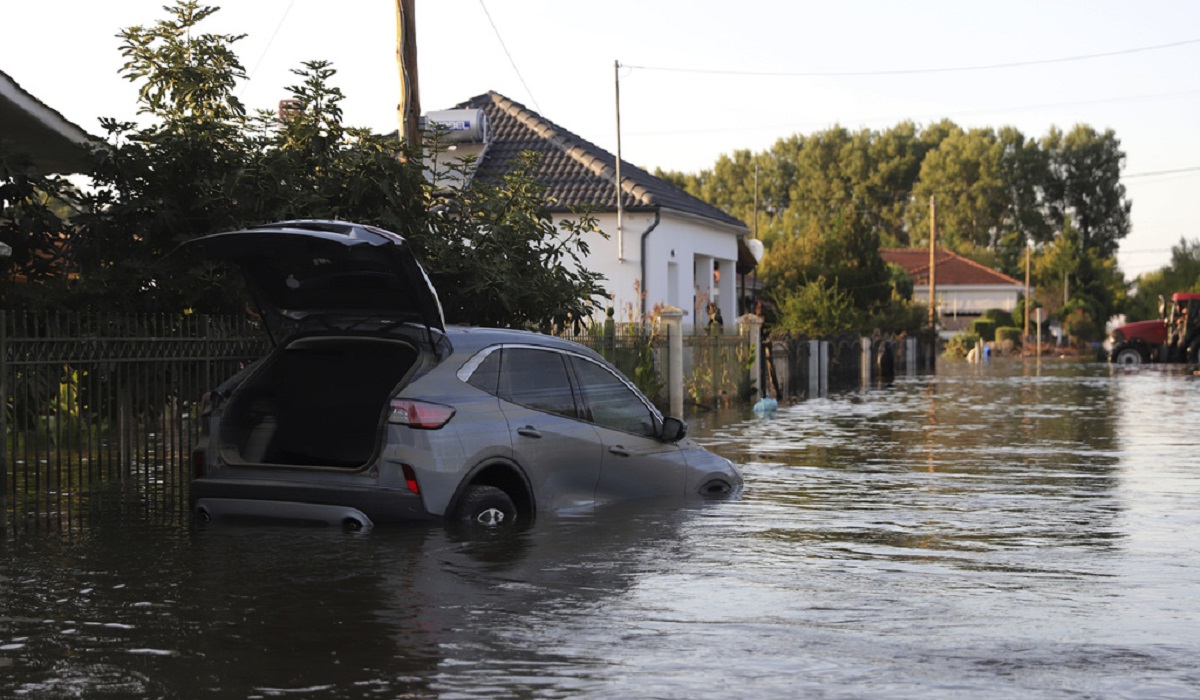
454, 485, 517, 527
1112, 344, 1146, 366
1188, 339, 1200, 365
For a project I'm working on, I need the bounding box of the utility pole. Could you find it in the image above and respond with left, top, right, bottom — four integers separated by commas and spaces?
928, 195, 937, 334
395, 0, 420, 153
614, 59, 624, 261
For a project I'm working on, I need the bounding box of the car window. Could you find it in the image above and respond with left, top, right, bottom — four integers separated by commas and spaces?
465, 349, 501, 394
498, 348, 578, 419
570, 356, 657, 437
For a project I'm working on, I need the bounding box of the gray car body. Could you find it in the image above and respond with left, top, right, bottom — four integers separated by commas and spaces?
184, 220, 742, 528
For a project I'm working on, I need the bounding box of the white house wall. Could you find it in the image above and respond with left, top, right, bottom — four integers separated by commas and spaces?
554, 210, 741, 331
915, 284, 1024, 316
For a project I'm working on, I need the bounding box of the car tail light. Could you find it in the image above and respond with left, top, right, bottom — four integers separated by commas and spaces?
388, 400, 456, 429
401, 464, 421, 494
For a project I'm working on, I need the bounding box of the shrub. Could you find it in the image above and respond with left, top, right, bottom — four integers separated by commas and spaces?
983, 308, 1015, 329
944, 332, 980, 359
995, 326, 1022, 351
971, 318, 997, 342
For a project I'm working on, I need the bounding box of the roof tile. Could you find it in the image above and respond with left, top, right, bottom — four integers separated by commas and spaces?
453, 92, 747, 230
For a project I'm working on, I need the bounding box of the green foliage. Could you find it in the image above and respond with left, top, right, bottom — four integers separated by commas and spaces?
1, 1, 606, 329
0, 150, 82, 307
867, 299, 929, 335
1127, 238, 1200, 321
1042, 125, 1131, 260
944, 332, 980, 359
1061, 302, 1103, 344
886, 263, 914, 301
995, 326, 1022, 347
971, 318, 997, 342
655, 118, 1133, 337
982, 308, 1014, 328
422, 150, 606, 330
771, 277, 864, 337
759, 204, 889, 311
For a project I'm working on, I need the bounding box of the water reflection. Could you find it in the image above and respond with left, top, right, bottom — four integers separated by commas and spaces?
3, 360, 1200, 698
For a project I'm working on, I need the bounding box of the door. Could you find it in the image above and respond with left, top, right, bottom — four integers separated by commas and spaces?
494, 348, 603, 512
568, 356, 687, 503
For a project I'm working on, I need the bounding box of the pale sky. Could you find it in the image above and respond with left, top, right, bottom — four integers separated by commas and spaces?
4, 0, 1199, 278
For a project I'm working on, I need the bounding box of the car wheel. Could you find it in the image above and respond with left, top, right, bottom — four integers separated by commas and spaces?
1112, 344, 1146, 365
1188, 339, 1200, 365
454, 485, 517, 527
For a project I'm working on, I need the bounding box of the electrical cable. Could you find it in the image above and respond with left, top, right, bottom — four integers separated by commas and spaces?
624, 37, 1200, 77
478, 0, 542, 114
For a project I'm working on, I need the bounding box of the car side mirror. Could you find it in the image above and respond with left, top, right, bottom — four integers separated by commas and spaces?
661, 416, 687, 443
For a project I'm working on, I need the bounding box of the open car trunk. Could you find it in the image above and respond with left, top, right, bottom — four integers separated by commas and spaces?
222, 337, 419, 469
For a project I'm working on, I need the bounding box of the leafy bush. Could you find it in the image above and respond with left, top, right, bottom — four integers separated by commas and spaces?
944, 332, 980, 359
772, 277, 863, 337
971, 318, 997, 342
995, 326, 1022, 349
867, 299, 929, 335
983, 308, 1014, 328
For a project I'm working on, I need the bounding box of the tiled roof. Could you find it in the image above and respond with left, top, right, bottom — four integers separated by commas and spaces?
453, 92, 747, 231
881, 248, 1022, 287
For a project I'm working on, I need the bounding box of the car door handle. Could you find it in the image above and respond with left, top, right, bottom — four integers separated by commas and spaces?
608, 445, 631, 457
517, 426, 542, 439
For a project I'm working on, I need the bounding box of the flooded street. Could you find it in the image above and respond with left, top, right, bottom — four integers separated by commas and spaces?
3, 360, 1199, 698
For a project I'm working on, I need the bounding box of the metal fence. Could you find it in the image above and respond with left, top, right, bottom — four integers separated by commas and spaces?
1, 311, 267, 534
559, 325, 754, 411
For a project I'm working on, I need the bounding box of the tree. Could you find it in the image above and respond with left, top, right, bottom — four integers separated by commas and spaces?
1126, 238, 1200, 321
1043, 125, 1131, 260
908, 126, 1009, 253
2, 1, 606, 329
758, 203, 888, 311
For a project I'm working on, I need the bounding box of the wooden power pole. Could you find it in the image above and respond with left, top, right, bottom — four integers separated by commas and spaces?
395, 0, 421, 152
928, 195, 937, 334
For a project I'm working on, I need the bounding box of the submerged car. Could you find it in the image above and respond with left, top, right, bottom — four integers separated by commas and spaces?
181, 220, 742, 529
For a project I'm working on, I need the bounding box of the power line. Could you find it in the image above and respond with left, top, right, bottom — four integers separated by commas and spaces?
477, 0, 542, 113
626, 88, 1200, 138
245, 0, 297, 83
624, 37, 1200, 78
1123, 166, 1200, 179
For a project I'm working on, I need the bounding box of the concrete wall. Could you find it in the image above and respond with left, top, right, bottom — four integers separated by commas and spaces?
558, 210, 743, 331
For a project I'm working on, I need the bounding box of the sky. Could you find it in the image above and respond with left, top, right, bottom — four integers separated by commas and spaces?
4, 0, 1199, 278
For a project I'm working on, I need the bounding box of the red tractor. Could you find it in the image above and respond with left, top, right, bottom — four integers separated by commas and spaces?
1108, 292, 1200, 365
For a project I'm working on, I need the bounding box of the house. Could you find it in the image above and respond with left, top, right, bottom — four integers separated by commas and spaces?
425, 91, 755, 331
1, 69, 95, 175
1, 69, 98, 262
881, 248, 1026, 336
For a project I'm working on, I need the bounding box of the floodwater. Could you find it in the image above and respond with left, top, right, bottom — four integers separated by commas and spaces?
3, 360, 1200, 698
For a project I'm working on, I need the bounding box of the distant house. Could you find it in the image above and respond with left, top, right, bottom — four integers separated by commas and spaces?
424, 91, 756, 331
881, 248, 1026, 335
1, 69, 95, 175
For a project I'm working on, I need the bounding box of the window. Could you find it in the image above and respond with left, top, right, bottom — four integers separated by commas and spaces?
497, 348, 578, 419
570, 357, 657, 437
465, 349, 501, 394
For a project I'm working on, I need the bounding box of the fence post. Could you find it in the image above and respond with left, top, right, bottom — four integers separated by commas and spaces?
0, 309, 6, 532
861, 337, 872, 386
808, 340, 820, 398
661, 306, 685, 418
737, 314, 763, 401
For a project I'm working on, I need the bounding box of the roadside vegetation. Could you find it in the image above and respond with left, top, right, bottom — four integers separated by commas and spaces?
0, 1, 605, 331
657, 117, 1166, 348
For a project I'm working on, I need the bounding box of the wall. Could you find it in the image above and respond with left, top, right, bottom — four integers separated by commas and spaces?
561, 210, 741, 331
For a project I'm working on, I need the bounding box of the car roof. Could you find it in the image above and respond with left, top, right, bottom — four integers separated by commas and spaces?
443, 325, 606, 361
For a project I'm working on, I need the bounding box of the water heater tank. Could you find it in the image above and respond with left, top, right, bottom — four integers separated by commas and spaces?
424, 109, 488, 143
